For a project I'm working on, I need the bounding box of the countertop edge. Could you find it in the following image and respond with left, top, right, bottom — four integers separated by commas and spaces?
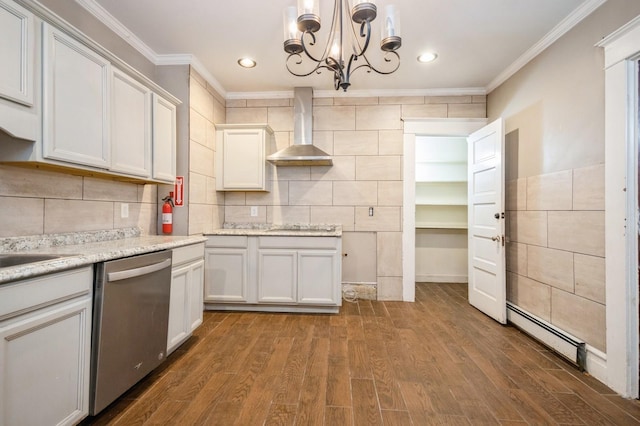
0, 236, 207, 285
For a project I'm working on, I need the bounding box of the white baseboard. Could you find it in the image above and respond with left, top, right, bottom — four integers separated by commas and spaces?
585, 345, 608, 386
415, 274, 468, 283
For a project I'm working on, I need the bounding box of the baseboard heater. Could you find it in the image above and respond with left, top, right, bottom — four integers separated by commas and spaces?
507, 303, 586, 371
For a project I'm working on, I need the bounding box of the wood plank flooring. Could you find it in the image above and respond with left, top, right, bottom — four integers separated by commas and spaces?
82, 283, 640, 425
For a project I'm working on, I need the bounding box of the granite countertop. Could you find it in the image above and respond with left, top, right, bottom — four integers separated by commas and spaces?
205, 223, 343, 237
0, 228, 207, 284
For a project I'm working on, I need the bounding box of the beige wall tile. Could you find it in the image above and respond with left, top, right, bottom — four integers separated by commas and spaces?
310, 206, 355, 231
206, 120, 216, 151
189, 203, 215, 234
425, 96, 472, 104
355, 207, 400, 231
377, 232, 403, 276
224, 205, 266, 223
83, 177, 138, 202
551, 289, 605, 351
507, 272, 551, 321
378, 181, 402, 206
247, 98, 290, 107
314, 106, 356, 131
401, 104, 448, 118
246, 181, 289, 206
506, 242, 527, 275
189, 172, 207, 204
312, 131, 334, 155
472, 95, 487, 103
268, 205, 310, 224
334, 97, 378, 106
377, 277, 403, 300
274, 167, 311, 181
333, 181, 377, 206
573, 164, 604, 210
1, 197, 44, 237
548, 211, 604, 257
0, 166, 83, 199
448, 103, 486, 118
189, 79, 214, 121
225, 99, 246, 108
190, 141, 215, 177
225, 107, 268, 124
224, 192, 246, 205
356, 105, 402, 130
574, 254, 605, 304
506, 178, 526, 211
189, 67, 207, 87
527, 246, 574, 292
138, 184, 157, 203
190, 109, 207, 146
206, 177, 222, 205
44, 199, 114, 233
273, 131, 292, 151
267, 106, 294, 131
378, 130, 403, 155
356, 156, 401, 181
114, 202, 156, 235
526, 170, 572, 210
334, 131, 378, 156
313, 98, 333, 106
310, 156, 356, 181
379, 96, 424, 105
213, 97, 226, 124
510, 211, 547, 246
289, 181, 333, 205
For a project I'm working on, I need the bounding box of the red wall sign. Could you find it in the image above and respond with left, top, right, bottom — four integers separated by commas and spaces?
174, 176, 184, 207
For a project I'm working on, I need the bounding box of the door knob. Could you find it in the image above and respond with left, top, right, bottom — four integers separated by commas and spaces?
494, 213, 500, 219
491, 235, 500, 241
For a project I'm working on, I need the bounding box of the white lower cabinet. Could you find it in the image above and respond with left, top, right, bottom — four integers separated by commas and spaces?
0, 266, 93, 426
167, 243, 204, 355
205, 235, 341, 313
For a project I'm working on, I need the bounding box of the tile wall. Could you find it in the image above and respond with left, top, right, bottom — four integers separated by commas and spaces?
0, 165, 158, 237
187, 68, 226, 235
506, 164, 606, 351
225, 94, 486, 300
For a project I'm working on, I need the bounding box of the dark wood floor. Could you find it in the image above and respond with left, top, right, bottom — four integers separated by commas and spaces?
82, 283, 640, 425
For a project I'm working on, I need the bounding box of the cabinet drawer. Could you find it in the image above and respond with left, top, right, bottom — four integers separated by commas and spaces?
258, 236, 338, 250
0, 266, 93, 319
173, 242, 204, 266
206, 235, 248, 248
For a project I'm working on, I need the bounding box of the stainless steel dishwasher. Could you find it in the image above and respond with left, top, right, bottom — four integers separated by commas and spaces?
90, 250, 172, 415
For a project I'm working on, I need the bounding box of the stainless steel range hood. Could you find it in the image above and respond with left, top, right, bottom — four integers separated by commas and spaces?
267, 87, 333, 166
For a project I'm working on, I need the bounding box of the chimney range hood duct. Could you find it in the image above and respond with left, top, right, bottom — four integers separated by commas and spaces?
267, 87, 333, 166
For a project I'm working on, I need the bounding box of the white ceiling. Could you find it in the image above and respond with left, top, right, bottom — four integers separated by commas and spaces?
79, 0, 596, 97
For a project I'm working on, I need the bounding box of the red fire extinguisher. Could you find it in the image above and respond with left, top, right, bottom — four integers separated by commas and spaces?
162, 192, 174, 234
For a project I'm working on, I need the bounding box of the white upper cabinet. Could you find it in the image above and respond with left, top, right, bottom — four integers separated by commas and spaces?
111, 69, 151, 177
0, 0, 37, 140
216, 124, 274, 192
42, 23, 111, 169
152, 93, 176, 183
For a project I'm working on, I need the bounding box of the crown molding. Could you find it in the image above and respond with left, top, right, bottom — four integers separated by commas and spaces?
226, 87, 486, 100
485, 0, 607, 93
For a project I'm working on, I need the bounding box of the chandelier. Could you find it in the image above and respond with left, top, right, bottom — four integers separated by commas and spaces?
283, 0, 401, 92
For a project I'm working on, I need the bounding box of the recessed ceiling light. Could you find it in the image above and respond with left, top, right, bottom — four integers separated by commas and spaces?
417, 52, 438, 63
238, 58, 257, 68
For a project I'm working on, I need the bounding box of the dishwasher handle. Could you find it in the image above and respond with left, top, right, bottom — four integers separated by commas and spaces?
107, 258, 172, 282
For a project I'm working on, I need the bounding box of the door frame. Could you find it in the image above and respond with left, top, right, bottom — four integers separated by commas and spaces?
402, 118, 487, 302
598, 16, 640, 398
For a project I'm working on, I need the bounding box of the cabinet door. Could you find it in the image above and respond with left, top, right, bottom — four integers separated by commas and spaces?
111, 69, 151, 177
298, 250, 340, 305
167, 263, 189, 354
258, 249, 297, 304
188, 259, 204, 332
152, 93, 176, 182
0, 297, 91, 426
0, 0, 34, 106
204, 248, 248, 302
42, 24, 110, 168
220, 128, 265, 190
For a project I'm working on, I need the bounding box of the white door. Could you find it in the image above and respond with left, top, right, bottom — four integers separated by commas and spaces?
467, 118, 506, 323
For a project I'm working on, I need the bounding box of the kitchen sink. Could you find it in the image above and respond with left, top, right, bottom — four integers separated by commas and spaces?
0, 254, 65, 268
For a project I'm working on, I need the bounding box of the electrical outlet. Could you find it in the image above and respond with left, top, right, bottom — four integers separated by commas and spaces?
369, 207, 374, 216
250, 206, 258, 217
121, 203, 129, 218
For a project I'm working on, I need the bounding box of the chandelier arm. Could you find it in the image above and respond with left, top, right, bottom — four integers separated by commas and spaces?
286, 53, 343, 78
349, 51, 401, 76
299, 31, 326, 64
